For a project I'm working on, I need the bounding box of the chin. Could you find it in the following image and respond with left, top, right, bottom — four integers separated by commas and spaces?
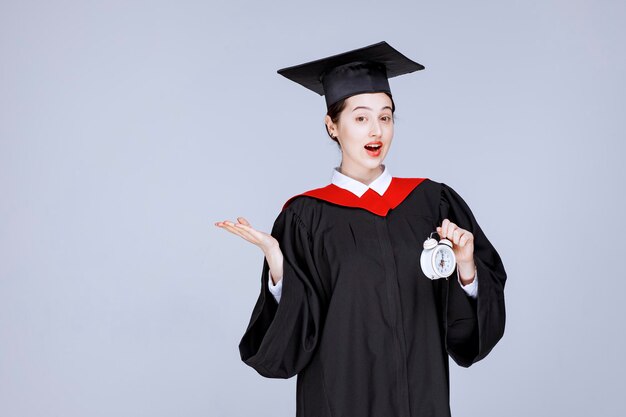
361, 160, 384, 170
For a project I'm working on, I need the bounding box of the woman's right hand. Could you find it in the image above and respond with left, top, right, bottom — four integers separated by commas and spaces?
215, 217, 278, 254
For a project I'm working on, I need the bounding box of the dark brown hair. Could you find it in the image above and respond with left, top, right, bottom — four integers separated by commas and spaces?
324, 92, 396, 148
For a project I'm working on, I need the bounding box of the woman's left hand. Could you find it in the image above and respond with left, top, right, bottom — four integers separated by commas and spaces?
437, 218, 476, 283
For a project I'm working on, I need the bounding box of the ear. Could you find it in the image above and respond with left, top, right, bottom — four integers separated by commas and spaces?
325, 114, 337, 137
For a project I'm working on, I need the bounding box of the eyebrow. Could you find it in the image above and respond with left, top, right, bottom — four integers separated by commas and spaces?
352, 106, 393, 112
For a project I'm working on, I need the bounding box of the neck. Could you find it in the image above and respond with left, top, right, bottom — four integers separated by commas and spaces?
339, 163, 383, 186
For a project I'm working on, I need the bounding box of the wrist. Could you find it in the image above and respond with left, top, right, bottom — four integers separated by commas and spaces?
457, 259, 476, 285
263, 241, 281, 258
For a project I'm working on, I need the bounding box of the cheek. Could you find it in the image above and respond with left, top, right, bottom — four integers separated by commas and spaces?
339, 123, 365, 140
341, 135, 366, 155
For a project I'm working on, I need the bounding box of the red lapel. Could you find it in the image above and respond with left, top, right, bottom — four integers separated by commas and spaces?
282, 177, 428, 217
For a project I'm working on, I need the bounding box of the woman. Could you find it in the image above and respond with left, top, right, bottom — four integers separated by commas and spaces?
215, 41, 507, 417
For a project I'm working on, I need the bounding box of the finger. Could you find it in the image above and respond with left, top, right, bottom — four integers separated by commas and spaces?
233, 224, 261, 244
442, 219, 455, 240
452, 225, 464, 245
221, 221, 250, 239
222, 222, 246, 236
234, 222, 258, 235
233, 222, 261, 239
217, 219, 248, 228
452, 228, 461, 245
458, 231, 468, 247
233, 221, 252, 230
237, 217, 251, 226
215, 219, 236, 228
215, 221, 233, 229
216, 220, 239, 228
232, 221, 269, 244
460, 231, 473, 247
437, 224, 447, 239
438, 219, 449, 238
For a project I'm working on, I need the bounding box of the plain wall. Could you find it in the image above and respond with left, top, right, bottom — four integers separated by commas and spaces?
1, 1, 624, 416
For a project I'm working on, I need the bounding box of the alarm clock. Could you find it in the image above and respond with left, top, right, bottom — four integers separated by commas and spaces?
420, 232, 456, 280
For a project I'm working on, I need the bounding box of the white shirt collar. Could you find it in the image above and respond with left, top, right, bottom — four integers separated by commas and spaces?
331, 164, 392, 197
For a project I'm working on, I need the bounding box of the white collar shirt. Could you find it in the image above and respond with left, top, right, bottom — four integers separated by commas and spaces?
330, 164, 392, 197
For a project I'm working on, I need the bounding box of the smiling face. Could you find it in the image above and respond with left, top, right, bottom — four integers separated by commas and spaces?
325, 92, 394, 182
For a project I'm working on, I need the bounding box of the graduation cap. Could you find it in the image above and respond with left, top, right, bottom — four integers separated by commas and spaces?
277, 41, 425, 108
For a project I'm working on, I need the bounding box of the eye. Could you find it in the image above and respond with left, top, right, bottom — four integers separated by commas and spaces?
356, 115, 367, 122
380, 115, 393, 122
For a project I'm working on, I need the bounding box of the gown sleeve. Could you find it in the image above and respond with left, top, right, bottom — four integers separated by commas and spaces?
438, 182, 507, 367
238, 207, 324, 379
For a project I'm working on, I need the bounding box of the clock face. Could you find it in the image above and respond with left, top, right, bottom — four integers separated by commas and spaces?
433, 246, 455, 276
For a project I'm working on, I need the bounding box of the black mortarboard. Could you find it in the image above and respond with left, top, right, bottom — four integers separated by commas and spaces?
277, 41, 425, 108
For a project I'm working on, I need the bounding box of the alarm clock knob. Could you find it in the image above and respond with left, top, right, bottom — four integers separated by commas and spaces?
423, 237, 438, 250
439, 238, 453, 248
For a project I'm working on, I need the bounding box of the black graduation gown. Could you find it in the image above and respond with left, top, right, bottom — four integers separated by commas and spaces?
238, 177, 507, 417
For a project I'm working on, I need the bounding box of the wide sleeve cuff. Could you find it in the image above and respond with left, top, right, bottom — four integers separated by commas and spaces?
268, 273, 283, 303
457, 267, 478, 299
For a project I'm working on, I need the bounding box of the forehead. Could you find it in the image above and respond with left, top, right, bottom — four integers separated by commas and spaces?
345, 92, 393, 110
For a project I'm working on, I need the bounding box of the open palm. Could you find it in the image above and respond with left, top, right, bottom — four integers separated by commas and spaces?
215, 217, 278, 253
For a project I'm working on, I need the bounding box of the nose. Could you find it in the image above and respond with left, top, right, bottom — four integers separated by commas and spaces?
370, 119, 382, 138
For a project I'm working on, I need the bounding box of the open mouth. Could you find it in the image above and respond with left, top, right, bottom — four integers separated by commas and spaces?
364, 141, 382, 155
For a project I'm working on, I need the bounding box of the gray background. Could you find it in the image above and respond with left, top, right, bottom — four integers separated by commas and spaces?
1, 0, 624, 416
